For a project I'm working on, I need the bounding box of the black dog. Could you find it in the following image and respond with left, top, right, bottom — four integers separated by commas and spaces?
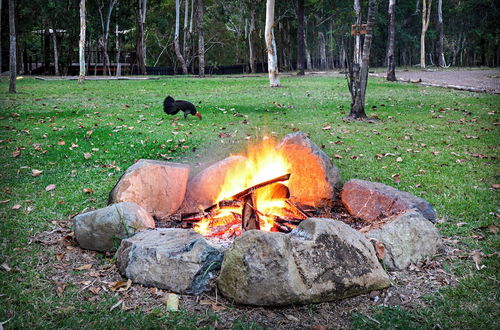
163, 96, 202, 120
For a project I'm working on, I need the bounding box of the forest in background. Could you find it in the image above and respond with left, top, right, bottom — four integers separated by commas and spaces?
1, 0, 499, 76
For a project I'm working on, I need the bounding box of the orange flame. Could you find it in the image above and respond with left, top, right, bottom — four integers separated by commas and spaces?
194, 138, 293, 236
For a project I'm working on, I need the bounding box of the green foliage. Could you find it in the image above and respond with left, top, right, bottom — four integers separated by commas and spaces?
0, 76, 498, 328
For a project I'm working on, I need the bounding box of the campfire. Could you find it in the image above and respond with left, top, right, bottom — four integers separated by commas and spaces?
181, 139, 312, 238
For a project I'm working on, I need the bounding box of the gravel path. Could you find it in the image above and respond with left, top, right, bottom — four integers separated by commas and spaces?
371, 69, 500, 94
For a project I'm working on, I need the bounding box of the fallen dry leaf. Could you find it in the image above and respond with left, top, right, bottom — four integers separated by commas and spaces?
396, 157, 403, 162
75, 264, 92, 271
1, 263, 11, 272
82, 188, 94, 194
471, 251, 485, 270
12, 150, 21, 158
111, 279, 132, 292
374, 242, 386, 260
31, 169, 43, 177
89, 286, 101, 295
57, 140, 66, 146
322, 125, 331, 130
55, 253, 65, 261
334, 154, 343, 159
84, 153, 91, 160
163, 293, 180, 312
488, 225, 498, 235
45, 184, 56, 191
491, 184, 500, 189
392, 174, 401, 183
11, 204, 22, 210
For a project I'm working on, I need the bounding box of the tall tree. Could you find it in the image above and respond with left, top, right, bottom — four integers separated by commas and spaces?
0, 0, 3, 74
78, 0, 86, 83
296, 0, 305, 75
174, 0, 188, 74
182, 0, 190, 65
346, 0, 377, 120
51, 28, 60, 75
353, 0, 362, 64
437, 0, 446, 67
136, 0, 147, 75
420, 0, 432, 69
386, 0, 396, 81
197, 0, 205, 77
319, 31, 327, 69
9, 0, 16, 93
265, 0, 280, 87
248, 2, 257, 74
97, 0, 118, 76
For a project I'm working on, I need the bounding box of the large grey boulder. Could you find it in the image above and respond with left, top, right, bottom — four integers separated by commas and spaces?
74, 202, 155, 252
277, 132, 341, 207
180, 155, 247, 212
108, 159, 190, 218
116, 228, 224, 294
218, 218, 390, 306
341, 179, 436, 222
365, 210, 442, 270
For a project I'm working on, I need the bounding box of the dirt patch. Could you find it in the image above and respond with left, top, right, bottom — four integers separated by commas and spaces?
28, 218, 459, 329
371, 69, 500, 94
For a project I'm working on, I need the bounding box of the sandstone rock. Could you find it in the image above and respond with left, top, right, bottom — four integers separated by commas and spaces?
180, 156, 247, 212
108, 159, 190, 218
218, 218, 390, 306
74, 202, 155, 252
365, 210, 442, 270
340, 179, 436, 222
277, 132, 341, 207
116, 228, 224, 294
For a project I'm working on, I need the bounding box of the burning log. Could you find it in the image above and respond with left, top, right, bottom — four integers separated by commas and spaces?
242, 193, 260, 231
230, 173, 291, 200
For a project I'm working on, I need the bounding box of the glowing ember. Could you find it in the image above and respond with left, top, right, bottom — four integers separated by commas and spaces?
193, 138, 307, 237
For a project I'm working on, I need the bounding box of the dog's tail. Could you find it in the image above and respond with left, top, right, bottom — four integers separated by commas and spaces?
163, 96, 178, 115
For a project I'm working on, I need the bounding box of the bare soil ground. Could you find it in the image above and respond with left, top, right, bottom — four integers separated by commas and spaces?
370, 69, 500, 94
30, 218, 459, 329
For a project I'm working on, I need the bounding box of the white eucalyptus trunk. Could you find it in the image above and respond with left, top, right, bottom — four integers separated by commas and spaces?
78, 0, 86, 83
420, 0, 432, 69
265, 0, 280, 87
9, 0, 16, 92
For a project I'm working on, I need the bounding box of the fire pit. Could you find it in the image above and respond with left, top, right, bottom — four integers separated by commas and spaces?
74, 132, 442, 306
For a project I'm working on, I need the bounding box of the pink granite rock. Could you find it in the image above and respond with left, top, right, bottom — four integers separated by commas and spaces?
180, 156, 247, 212
277, 132, 341, 207
108, 159, 190, 218
341, 179, 436, 222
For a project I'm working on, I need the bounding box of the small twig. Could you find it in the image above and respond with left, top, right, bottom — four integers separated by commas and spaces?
110, 299, 123, 311
361, 313, 380, 325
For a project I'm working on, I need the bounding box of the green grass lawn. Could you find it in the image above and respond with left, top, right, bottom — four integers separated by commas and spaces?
0, 74, 498, 328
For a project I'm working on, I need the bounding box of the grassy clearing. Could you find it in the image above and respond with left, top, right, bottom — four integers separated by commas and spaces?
0, 74, 498, 328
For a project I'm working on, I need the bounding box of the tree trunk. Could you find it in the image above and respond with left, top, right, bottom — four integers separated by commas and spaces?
386, 0, 396, 81
174, 0, 188, 74
353, 0, 362, 64
347, 0, 378, 120
420, 0, 432, 69
248, 5, 256, 74
44, 26, 50, 74
437, 0, 446, 67
9, 0, 16, 92
52, 29, 60, 75
78, 0, 86, 83
136, 0, 147, 75
296, 0, 305, 75
115, 23, 121, 76
182, 0, 189, 65
319, 32, 327, 70
197, 0, 205, 77
265, 0, 280, 87
0, 0, 3, 74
